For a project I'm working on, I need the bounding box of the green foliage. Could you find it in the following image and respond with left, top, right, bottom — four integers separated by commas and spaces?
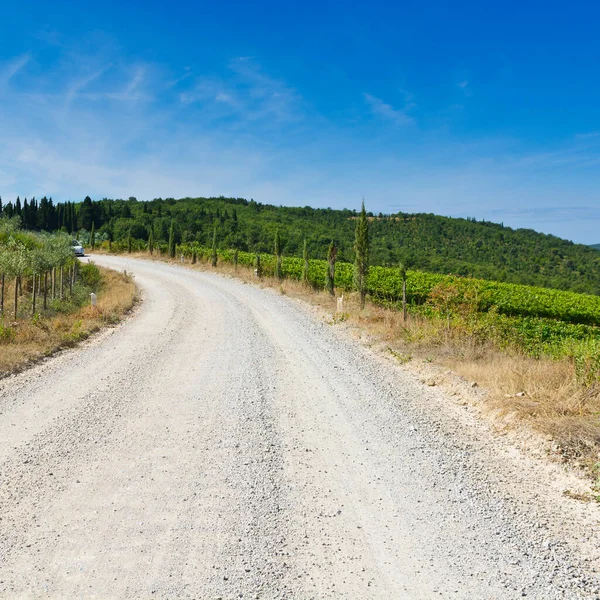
211, 225, 217, 267
0, 322, 15, 342
302, 238, 309, 284
354, 201, 369, 308
168, 221, 175, 259
79, 262, 103, 292
148, 228, 154, 255
5, 195, 597, 295
255, 253, 262, 278
327, 240, 337, 296
274, 229, 282, 280
573, 342, 600, 387
90, 222, 95, 250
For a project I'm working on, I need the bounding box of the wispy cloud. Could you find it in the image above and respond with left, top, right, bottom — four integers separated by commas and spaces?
0, 53, 31, 86
180, 57, 302, 124
65, 66, 111, 108
363, 92, 415, 125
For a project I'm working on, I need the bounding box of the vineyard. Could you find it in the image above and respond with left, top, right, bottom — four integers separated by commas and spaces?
113, 241, 599, 381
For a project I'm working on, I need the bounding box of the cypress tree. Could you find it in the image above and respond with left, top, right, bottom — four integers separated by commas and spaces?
192, 250, 197, 264
327, 240, 337, 296
148, 228, 154, 255
211, 225, 217, 267
274, 229, 282, 279
255, 253, 262, 278
90, 222, 96, 250
354, 200, 369, 309
302, 238, 309, 285
168, 220, 175, 258
127, 229, 132, 254
233, 248, 239, 271
399, 262, 408, 321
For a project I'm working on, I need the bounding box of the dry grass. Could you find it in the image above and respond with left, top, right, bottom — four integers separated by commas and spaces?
101, 250, 600, 472
0, 268, 137, 377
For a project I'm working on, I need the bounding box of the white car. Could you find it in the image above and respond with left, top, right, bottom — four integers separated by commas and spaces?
71, 240, 85, 257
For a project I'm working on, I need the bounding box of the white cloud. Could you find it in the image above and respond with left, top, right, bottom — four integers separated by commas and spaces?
0, 54, 31, 86
363, 92, 415, 125
181, 57, 302, 124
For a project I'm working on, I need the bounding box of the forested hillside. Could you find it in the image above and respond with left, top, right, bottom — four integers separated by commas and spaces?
1, 194, 599, 294
591, 244, 600, 251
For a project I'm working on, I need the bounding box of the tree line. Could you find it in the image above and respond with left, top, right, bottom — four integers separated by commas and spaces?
1, 194, 599, 295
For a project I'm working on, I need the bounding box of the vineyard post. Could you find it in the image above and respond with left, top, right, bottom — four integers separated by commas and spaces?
0, 273, 4, 317
60, 266, 64, 298
43, 271, 48, 310
32, 274, 37, 316
234, 248, 239, 272
14, 275, 19, 318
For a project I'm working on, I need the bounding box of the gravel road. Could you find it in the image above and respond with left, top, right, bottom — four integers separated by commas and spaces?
1, 255, 600, 599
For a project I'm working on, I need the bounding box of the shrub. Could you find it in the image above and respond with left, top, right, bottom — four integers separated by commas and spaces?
79, 262, 103, 291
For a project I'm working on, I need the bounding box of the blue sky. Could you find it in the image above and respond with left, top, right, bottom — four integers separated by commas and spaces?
1, 1, 600, 244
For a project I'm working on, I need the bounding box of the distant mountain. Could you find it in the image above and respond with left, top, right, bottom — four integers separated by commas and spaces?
591, 244, 600, 250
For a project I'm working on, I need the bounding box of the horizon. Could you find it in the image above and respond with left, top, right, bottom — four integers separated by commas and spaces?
2, 1, 600, 244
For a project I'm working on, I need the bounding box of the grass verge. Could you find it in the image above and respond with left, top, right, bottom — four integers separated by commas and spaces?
0, 266, 138, 378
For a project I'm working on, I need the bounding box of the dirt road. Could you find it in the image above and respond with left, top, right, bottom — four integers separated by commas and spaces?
1, 255, 599, 599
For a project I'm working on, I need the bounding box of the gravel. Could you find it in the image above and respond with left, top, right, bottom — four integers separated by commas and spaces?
0, 254, 599, 599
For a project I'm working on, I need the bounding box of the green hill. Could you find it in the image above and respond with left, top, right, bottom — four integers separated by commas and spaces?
2, 194, 599, 295
591, 244, 600, 251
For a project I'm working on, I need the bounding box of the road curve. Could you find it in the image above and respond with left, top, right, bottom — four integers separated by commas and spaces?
0, 255, 599, 599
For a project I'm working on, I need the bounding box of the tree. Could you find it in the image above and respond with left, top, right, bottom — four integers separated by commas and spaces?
168, 220, 176, 258
274, 229, 283, 279
327, 240, 337, 296
127, 229, 132, 254
255, 253, 262, 278
354, 200, 369, 309
302, 238, 309, 285
211, 225, 217, 267
148, 228, 154, 255
399, 262, 408, 321
90, 222, 96, 250
79, 196, 95, 230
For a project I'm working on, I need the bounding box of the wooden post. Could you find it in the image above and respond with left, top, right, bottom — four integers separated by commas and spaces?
402, 278, 407, 322
43, 271, 48, 310
52, 268, 56, 299
32, 274, 37, 316
0, 273, 4, 317
60, 266, 64, 299
14, 276, 19, 318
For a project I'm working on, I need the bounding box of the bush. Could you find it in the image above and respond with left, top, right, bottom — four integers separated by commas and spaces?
79, 262, 103, 291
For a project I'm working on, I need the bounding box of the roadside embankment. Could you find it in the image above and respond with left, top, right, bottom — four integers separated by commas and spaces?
0, 263, 138, 378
